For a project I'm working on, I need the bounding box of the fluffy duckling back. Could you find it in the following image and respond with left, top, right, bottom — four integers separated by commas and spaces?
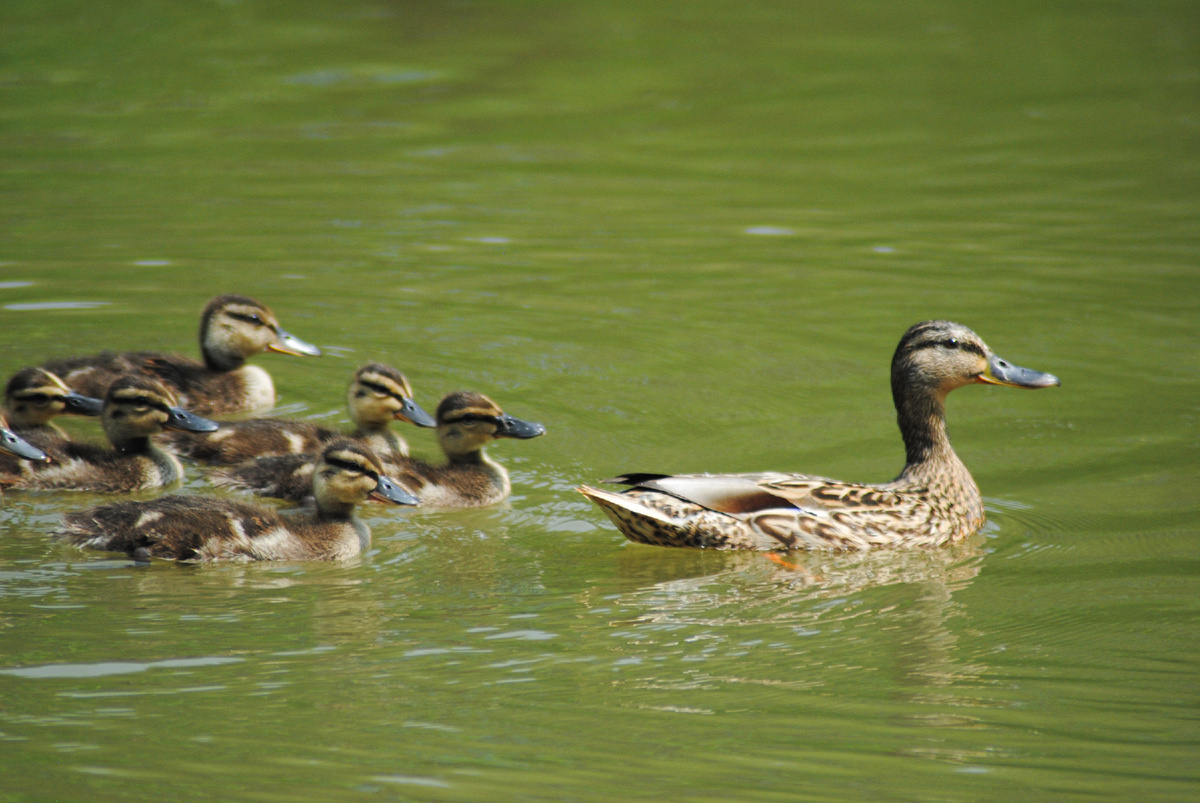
215, 391, 546, 507
0, 374, 218, 493
38, 294, 321, 416
60, 440, 418, 562
164, 362, 435, 464
579, 321, 1059, 550
4, 367, 104, 451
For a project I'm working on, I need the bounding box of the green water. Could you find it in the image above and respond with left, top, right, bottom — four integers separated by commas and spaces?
2, 0, 1198, 799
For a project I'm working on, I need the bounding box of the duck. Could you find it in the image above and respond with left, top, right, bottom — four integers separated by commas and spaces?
0, 374, 219, 493
162, 362, 436, 465
215, 391, 546, 507
4, 367, 105, 450
578, 321, 1059, 550
59, 440, 418, 562
37, 294, 321, 416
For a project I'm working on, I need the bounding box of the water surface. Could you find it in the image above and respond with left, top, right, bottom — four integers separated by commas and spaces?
1, 1, 1197, 800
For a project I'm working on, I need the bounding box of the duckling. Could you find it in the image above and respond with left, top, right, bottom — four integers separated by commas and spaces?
215, 391, 546, 507
38, 294, 321, 416
4, 367, 104, 451
60, 440, 418, 562
163, 363, 435, 465
0, 374, 218, 493
0, 414, 50, 465
578, 321, 1059, 550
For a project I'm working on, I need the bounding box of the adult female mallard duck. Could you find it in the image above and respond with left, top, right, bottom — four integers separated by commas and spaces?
4, 368, 104, 449
60, 440, 418, 562
0, 374, 218, 493
38, 294, 321, 416
578, 321, 1059, 550
215, 391, 546, 507
162, 363, 435, 464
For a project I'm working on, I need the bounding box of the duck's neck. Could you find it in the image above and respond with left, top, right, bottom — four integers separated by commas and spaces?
316, 498, 356, 522
891, 389, 983, 524
112, 434, 154, 455
893, 391, 970, 486
202, 338, 246, 372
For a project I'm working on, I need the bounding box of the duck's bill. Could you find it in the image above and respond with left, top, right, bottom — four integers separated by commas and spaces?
0, 427, 50, 462
62, 391, 104, 417
395, 397, 437, 428
980, 353, 1061, 389
267, 328, 322, 357
164, 406, 221, 433
495, 414, 546, 440
370, 475, 419, 506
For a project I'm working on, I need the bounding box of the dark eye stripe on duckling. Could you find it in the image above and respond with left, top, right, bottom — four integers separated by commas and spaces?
358, 378, 407, 399
225, 310, 272, 329
444, 411, 502, 426
111, 392, 172, 413
324, 455, 379, 480
10, 392, 60, 403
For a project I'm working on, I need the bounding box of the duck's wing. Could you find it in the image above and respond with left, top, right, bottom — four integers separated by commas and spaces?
607, 472, 912, 514
604, 472, 926, 550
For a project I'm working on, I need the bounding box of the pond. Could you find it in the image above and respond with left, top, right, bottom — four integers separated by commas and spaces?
1, 1, 1197, 799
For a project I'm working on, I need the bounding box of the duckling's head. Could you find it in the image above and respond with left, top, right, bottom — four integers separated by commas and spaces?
199, 295, 322, 371
0, 414, 50, 462
891, 321, 1060, 409
435, 391, 546, 461
312, 439, 418, 518
4, 367, 104, 428
347, 363, 436, 432
102, 375, 219, 451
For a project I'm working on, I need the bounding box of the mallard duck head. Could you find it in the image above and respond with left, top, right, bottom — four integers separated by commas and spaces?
891, 320, 1060, 406
4, 367, 104, 428
0, 414, 50, 462
102, 375, 219, 451
347, 363, 436, 432
434, 391, 546, 460
199, 295, 322, 371
312, 439, 418, 517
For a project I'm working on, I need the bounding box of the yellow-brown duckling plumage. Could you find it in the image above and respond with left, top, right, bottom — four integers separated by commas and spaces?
4, 367, 104, 451
578, 321, 1059, 550
38, 294, 321, 416
0, 374, 218, 493
60, 440, 418, 562
214, 391, 546, 507
163, 363, 435, 465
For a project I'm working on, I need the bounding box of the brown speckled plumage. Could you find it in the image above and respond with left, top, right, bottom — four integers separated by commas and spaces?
215, 391, 545, 508
164, 363, 433, 464
38, 295, 320, 416
59, 440, 417, 562
579, 321, 1059, 551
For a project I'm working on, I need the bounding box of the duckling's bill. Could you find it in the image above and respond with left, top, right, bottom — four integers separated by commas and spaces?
267, 328, 322, 358
397, 397, 436, 428
495, 414, 546, 440
165, 406, 221, 433
371, 475, 419, 506
979, 353, 1060, 389
63, 391, 105, 416
1, 426, 50, 462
